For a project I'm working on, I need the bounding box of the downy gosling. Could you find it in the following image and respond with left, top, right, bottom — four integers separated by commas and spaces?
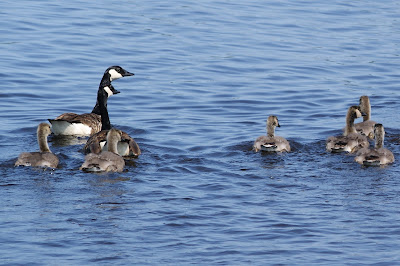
80, 128, 125, 172
326, 105, 369, 153
254, 115, 291, 152
15, 123, 59, 168
355, 123, 394, 166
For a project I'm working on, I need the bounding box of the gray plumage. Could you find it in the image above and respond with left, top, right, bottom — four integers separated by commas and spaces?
355, 124, 394, 166
327, 106, 369, 153
80, 128, 125, 172
355, 95, 376, 139
15, 123, 59, 168
254, 115, 291, 152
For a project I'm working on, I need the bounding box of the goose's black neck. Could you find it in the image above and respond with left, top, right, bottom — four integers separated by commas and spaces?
91, 72, 114, 115
91, 83, 112, 131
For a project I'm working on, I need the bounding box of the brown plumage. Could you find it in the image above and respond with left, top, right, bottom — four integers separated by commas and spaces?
83, 129, 141, 157
48, 66, 134, 136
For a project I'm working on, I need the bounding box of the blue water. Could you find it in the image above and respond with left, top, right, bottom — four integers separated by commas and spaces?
2, 0, 400, 264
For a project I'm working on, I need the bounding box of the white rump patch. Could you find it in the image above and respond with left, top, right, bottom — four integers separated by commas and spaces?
50, 121, 92, 136
108, 69, 123, 81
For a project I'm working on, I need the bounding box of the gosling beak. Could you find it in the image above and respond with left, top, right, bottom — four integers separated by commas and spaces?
277, 123, 281, 127
361, 112, 367, 117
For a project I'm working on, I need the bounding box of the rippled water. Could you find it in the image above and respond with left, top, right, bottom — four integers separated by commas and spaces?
2, 0, 400, 264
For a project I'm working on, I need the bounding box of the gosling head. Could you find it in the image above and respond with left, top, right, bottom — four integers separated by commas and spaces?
37, 123, 52, 137
267, 115, 280, 128
266, 115, 280, 137
349, 105, 365, 119
107, 128, 123, 143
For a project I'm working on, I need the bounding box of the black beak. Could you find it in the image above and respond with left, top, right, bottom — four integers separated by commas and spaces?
361, 112, 367, 116
122, 70, 134, 77
277, 123, 281, 127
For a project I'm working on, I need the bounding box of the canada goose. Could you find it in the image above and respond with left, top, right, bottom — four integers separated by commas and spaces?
253, 115, 291, 152
15, 123, 59, 168
49, 66, 134, 136
326, 106, 369, 153
355, 95, 376, 139
80, 128, 125, 172
355, 124, 394, 166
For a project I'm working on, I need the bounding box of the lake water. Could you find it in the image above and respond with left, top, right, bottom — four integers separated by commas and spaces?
1, 0, 400, 264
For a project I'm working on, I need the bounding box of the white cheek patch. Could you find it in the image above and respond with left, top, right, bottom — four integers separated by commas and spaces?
104, 86, 113, 97
109, 69, 123, 81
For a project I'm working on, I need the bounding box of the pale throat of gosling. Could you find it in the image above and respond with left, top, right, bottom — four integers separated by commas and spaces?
38, 131, 50, 153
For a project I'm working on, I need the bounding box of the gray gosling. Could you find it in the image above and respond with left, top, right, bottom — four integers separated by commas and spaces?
355, 95, 376, 139
15, 123, 59, 168
80, 128, 125, 172
355, 124, 394, 166
254, 115, 291, 152
326, 106, 369, 153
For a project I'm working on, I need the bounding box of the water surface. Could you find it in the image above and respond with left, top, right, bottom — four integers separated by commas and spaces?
1, 0, 400, 264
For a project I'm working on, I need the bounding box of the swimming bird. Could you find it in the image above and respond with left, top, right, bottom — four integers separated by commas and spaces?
82, 80, 141, 157
80, 128, 125, 172
326, 105, 369, 153
15, 123, 59, 168
355, 124, 394, 166
84, 129, 141, 157
48, 66, 134, 136
253, 115, 291, 152
355, 95, 376, 139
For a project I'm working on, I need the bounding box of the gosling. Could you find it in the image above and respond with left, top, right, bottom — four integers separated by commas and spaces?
326, 106, 369, 153
355, 124, 394, 166
254, 115, 291, 152
15, 123, 59, 168
80, 128, 125, 172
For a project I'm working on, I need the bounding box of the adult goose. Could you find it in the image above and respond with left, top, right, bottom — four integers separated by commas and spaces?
326, 105, 369, 153
48, 66, 134, 136
355, 124, 394, 166
355, 95, 376, 139
80, 128, 125, 172
15, 123, 59, 168
253, 115, 291, 152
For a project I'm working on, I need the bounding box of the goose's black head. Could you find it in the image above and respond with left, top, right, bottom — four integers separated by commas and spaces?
101, 66, 134, 84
